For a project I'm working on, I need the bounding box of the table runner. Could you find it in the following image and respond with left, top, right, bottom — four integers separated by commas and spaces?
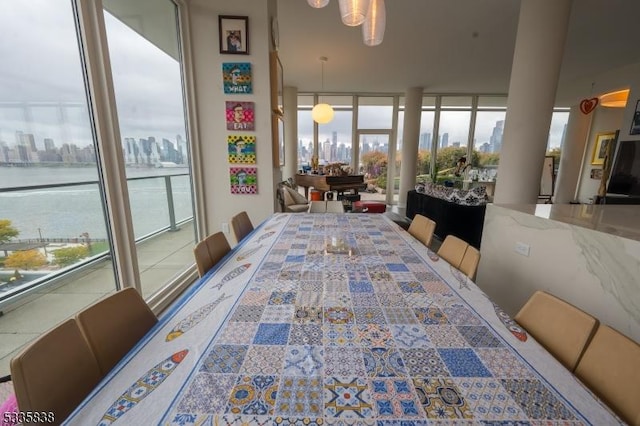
65, 213, 619, 425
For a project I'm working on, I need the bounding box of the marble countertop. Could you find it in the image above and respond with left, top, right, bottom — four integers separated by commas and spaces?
494, 203, 640, 242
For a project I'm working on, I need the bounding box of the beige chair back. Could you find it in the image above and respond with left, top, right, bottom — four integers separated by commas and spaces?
437, 234, 469, 268
76, 288, 158, 375
514, 290, 598, 371
575, 325, 640, 425
231, 211, 254, 243
326, 200, 345, 213
308, 200, 327, 213
194, 232, 231, 277
11, 318, 102, 421
459, 245, 481, 280
408, 214, 436, 246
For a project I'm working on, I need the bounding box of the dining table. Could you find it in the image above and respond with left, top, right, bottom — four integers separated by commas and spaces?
64, 213, 620, 425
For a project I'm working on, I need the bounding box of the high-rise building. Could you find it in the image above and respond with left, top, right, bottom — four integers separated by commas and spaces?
419, 132, 431, 150
490, 120, 504, 153
441, 133, 449, 148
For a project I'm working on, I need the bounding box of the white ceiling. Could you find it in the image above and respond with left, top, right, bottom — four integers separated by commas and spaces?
277, 0, 640, 106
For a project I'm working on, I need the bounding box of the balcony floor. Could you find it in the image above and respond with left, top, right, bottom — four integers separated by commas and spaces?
0, 221, 195, 377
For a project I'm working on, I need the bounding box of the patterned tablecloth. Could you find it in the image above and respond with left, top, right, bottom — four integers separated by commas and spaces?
65, 213, 620, 425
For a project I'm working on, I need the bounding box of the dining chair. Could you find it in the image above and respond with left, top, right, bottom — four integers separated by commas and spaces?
308, 200, 327, 213
437, 234, 469, 269
10, 318, 102, 421
459, 244, 481, 280
514, 290, 599, 371
407, 214, 436, 246
76, 288, 158, 375
574, 325, 640, 426
231, 211, 254, 243
194, 231, 231, 277
326, 200, 345, 213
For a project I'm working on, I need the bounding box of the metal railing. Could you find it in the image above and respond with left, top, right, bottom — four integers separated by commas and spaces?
0, 172, 194, 308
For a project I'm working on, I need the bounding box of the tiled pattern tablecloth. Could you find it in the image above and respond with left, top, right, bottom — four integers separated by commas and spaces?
65, 213, 619, 425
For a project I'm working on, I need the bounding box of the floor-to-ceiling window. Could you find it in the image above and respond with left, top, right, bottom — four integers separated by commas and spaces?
0, 0, 118, 375
472, 96, 507, 183
103, 0, 195, 297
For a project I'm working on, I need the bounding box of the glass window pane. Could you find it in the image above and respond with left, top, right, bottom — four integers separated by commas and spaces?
441, 96, 472, 108
357, 97, 393, 129
359, 133, 389, 203
436, 111, 471, 187
547, 110, 569, 173
297, 109, 312, 170
319, 110, 353, 165
422, 96, 437, 108
472, 111, 504, 186
0, 0, 116, 375
418, 111, 435, 178
478, 96, 507, 109
103, 0, 195, 297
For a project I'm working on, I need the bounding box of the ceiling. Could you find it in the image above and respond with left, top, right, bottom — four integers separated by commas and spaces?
277, 0, 640, 106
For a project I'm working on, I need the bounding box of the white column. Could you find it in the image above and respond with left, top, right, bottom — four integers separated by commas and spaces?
553, 106, 592, 203
398, 87, 423, 207
493, 0, 573, 204
283, 86, 298, 180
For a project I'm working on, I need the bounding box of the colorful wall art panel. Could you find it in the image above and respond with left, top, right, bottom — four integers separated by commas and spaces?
228, 135, 256, 164
222, 62, 252, 94
229, 166, 258, 194
226, 101, 255, 131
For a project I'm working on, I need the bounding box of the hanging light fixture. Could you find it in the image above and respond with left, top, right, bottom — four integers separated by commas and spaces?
362, 0, 385, 46
338, 0, 370, 26
599, 89, 629, 108
312, 57, 334, 124
307, 0, 330, 8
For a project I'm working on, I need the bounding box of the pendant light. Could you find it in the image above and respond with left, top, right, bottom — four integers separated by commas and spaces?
362, 0, 385, 46
312, 57, 334, 124
338, 0, 370, 26
307, 0, 329, 8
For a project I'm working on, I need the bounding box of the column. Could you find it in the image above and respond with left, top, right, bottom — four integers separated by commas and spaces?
553, 106, 592, 203
493, 0, 573, 204
398, 87, 423, 207
283, 86, 298, 180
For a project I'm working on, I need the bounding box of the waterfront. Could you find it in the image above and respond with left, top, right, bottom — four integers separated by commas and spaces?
0, 166, 193, 241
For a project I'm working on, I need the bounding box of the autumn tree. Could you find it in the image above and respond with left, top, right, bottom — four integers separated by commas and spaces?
52, 246, 90, 267
5, 250, 47, 270
360, 151, 387, 178
0, 219, 19, 244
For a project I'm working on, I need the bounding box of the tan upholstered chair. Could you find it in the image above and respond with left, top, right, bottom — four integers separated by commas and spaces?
308, 201, 327, 213
514, 290, 599, 371
76, 288, 158, 375
194, 232, 232, 277
459, 245, 481, 280
326, 200, 345, 213
11, 318, 102, 421
437, 234, 469, 269
280, 185, 309, 212
575, 325, 640, 426
408, 214, 436, 246
231, 211, 254, 243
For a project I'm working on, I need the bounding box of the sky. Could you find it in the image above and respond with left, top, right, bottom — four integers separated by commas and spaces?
0, 0, 186, 149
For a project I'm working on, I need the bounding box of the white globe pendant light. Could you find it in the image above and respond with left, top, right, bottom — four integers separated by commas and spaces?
312, 57, 334, 124
338, 0, 370, 26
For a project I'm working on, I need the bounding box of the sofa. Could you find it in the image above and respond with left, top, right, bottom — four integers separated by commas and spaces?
406, 184, 488, 248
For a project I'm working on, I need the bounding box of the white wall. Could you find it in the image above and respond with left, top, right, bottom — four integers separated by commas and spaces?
188, 0, 278, 243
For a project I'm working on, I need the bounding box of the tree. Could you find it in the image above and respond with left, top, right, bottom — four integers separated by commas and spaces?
52, 246, 90, 267
5, 250, 47, 270
360, 151, 387, 178
0, 219, 19, 244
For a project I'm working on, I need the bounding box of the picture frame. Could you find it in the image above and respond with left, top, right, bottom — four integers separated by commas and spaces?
269, 51, 284, 116
630, 100, 640, 135
590, 168, 603, 180
219, 16, 249, 55
272, 115, 285, 168
591, 131, 616, 165
222, 62, 252, 94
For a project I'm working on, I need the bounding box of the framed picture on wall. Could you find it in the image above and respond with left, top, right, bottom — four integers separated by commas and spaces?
219, 16, 249, 54
591, 131, 616, 165
630, 100, 640, 135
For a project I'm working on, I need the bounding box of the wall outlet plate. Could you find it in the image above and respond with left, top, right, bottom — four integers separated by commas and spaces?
222, 222, 230, 234
514, 241, 530, 257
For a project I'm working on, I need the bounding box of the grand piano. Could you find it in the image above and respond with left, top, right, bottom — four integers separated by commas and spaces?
295, 174, 366, 200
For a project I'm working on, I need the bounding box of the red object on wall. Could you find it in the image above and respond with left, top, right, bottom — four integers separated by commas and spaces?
579, 98, 598, 114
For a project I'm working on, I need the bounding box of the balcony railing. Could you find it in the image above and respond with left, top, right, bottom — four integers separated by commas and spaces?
0, 172, 193, 309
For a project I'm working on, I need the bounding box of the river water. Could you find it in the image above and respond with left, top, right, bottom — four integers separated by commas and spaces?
0, 166, 193, 240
